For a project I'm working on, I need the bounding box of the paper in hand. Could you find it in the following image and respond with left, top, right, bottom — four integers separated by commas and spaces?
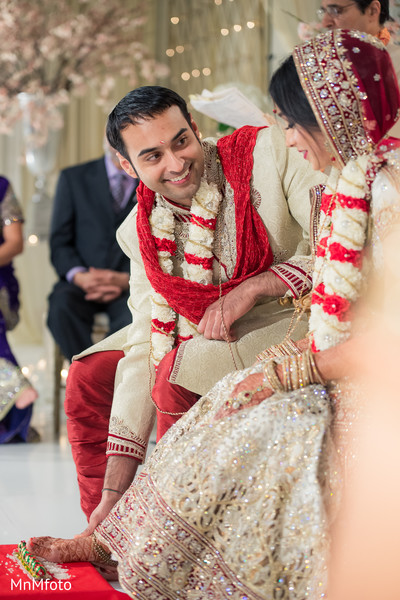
189, 87, 270, 129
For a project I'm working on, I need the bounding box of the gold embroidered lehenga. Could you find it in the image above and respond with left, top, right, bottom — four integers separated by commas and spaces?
99, 376, 334, 599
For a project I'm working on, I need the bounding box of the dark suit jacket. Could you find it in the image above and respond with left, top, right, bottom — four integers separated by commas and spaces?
50, 157, 137, 279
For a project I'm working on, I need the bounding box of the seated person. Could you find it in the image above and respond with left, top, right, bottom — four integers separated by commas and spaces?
47, 139, 138, 360
28, 30, 400, 598
0, 176, 37, 443
63, 85, 325, 524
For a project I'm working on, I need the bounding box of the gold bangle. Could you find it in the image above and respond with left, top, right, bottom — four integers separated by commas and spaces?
263, 359, 284, 392
281, 358, 288, 391
283, 338, 301, 356
91, 534, 118, 566
256, 338, 301, 361
294, 354, 301, 388
303, 351, 312, 387
289, 355, 299, 390
303, 350, 313, 386
308, 350, 326, 385
282, 357, 292, 391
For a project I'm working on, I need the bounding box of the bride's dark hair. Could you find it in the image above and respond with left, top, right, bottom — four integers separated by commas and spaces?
269, 55, 319, 132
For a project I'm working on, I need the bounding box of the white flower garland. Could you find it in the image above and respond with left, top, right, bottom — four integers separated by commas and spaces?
310, 155, 371, 351
150, 178, 222, 366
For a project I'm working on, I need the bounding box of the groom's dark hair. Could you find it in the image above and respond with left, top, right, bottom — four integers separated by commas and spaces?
106, 86, 192, 163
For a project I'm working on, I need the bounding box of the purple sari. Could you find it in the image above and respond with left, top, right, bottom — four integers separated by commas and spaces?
0, 176, 32, 443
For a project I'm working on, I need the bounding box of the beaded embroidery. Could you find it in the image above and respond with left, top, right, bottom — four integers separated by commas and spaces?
293, 30, 385, 167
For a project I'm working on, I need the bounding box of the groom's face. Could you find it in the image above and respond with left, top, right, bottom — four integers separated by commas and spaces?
117, 105, 205, 208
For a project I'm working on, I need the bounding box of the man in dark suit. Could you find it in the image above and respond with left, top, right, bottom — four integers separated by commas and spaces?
47, 140, 138, 360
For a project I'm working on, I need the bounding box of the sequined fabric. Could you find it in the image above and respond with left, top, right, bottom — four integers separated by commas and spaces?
294, 30, 400, 168
0, 357, 31, 420
97, 361, 335, 600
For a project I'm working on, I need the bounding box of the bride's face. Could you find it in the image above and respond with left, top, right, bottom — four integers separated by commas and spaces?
279, 114, 332, 171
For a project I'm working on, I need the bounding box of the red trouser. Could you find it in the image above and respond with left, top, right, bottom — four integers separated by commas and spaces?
65, 351, 123, 520
65, 348, 200, 521
153, 347, 201, 441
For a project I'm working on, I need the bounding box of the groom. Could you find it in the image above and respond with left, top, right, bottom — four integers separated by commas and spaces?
65, 86, 325, 533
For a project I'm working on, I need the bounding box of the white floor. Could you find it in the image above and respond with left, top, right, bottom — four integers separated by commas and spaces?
0, 341, 85, 545
0, 341, 138, 594
0, 441, 87, 544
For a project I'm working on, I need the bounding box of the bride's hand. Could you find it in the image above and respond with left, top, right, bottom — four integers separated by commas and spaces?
214, 373, 273, 420
295, 337, 310, 352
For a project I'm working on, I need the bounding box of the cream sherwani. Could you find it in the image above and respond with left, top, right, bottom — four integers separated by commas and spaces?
77, 126, 326, 461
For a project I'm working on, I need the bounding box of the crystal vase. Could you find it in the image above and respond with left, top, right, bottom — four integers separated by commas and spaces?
17, 93, 62, 239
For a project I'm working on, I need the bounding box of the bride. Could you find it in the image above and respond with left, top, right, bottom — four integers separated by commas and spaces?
28, 29, 400, 599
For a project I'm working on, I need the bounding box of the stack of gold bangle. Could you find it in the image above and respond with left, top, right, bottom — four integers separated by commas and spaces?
263, 358, 284, 391
263, 349, 325, 393
257, 338, 301, 361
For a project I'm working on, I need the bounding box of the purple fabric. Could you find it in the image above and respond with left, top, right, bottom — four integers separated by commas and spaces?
0, 177, 32, 443
104, 155, 138, 210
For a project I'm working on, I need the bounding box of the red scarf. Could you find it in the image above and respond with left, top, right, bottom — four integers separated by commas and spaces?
136, 126, 274, 325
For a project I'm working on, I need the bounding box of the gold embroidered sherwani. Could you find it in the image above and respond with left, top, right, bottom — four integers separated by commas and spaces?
76, 125, 326, 461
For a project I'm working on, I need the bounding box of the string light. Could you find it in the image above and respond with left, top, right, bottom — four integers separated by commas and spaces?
166, 5, 257, 82
27, 234, 38, 245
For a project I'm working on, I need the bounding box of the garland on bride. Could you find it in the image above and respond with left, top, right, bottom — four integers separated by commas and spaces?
310, 153, 384, 352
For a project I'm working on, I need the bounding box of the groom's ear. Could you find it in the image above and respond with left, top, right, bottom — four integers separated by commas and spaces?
117, 152, 139, 179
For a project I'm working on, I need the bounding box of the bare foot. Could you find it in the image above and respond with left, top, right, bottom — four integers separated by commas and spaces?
92, 562, 119, 581
15, 387, 38, 410
27, 535, 97, 563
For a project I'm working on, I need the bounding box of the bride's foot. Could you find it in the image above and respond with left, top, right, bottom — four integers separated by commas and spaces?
15, 387, 38, 410
92, 563, 119, 581
27, 535, 98, 563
